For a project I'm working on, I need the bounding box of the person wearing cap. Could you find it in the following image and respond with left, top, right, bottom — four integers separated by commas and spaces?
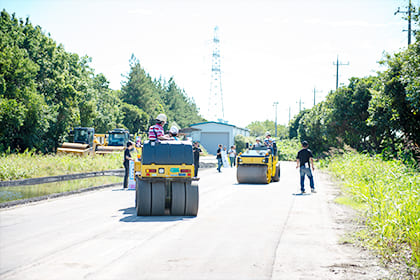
296, 140, 316, 194
148, 113, 170, 141
253, 137, 264, 148
169, 126, 180, 140
264, 131, 274, 146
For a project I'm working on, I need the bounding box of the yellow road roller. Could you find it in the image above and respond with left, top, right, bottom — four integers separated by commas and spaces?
95, 128, 131, 155
57, 127, 96, 156
236, 146, 280, 184
134, 141, 199, 216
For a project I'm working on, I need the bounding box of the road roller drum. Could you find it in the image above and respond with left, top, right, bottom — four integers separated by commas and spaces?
237, 165, 269, 184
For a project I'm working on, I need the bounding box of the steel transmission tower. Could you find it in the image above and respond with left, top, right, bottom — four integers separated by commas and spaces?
208, 26, 224, 121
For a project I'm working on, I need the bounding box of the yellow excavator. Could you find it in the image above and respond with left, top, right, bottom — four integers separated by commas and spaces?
236, 145, 280, 184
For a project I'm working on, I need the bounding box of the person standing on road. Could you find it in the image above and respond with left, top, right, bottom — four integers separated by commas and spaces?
296, 141, 316, 194
216, 144, 223, 173
193, 142, 202, 177
123, 141, 135, 189
222, 146, 229, 167
228, 146, 236, 167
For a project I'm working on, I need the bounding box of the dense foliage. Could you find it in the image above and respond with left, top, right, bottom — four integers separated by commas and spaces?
0, 10, 204, 153
246, 120, 288, 139
289, 30, 420, 166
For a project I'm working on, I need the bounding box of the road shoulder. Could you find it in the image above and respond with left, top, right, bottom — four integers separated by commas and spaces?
271, 168, 390, 279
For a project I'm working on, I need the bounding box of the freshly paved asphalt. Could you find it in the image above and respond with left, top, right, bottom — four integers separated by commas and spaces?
0, 162, 384, 279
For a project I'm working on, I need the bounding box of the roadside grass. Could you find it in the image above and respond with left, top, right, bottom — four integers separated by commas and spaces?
322, 153, 420, 277
277, 138, 301, 161
0, 176, 122, 203
0, 150, 125, 181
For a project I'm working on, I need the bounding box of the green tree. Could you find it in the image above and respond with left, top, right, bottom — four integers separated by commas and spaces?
121, 103, 149, 134
246, 120, 287, 139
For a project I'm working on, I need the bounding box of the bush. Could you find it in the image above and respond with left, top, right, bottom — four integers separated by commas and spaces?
277, 139, 301, 161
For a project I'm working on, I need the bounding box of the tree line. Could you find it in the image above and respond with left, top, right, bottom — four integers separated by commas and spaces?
0, 10, 204, 153
289, 28, 420, 166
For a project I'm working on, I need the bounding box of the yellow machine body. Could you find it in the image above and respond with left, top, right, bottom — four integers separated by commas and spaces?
134, 141, 199, 216
236, 147, 280, 184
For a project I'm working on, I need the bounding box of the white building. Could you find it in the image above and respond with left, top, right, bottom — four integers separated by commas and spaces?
188, 121, 250, 154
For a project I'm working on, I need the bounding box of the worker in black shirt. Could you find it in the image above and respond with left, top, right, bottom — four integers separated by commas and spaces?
296, 141, 316, 194
123, 141, 135, 189
216, 144, 223, 173
192, 141, 202, 178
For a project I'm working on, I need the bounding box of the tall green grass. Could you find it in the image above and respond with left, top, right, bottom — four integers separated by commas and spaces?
324, 153, 420, 277
0, 176, 123, 203
0, 150, 125, 181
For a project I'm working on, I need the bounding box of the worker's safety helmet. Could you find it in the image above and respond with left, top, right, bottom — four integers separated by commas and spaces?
256, 137, 261, 141
265, 131, 271, 137
156, 113, 167, 122
169, 126, 179, 135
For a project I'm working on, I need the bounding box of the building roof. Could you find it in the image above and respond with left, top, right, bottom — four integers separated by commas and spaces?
190, 121, 249, 131
179, 127, 201, 134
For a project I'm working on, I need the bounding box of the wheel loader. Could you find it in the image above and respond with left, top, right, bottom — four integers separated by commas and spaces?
57, 127, 96, 156
134, 141, 199, 216
236, 146, 280, 184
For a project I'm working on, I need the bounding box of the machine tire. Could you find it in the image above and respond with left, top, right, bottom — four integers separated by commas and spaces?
171, 182, 186, 216
151, 181, 166, 216
136, 180, 151, 216
272, 163, 281, 182
185, 181, 199, 216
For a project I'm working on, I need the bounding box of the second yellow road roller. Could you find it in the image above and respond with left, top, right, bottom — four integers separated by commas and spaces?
236, 146, 280, 184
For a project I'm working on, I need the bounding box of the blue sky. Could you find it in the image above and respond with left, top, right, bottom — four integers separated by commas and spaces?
2, 0, 418, 127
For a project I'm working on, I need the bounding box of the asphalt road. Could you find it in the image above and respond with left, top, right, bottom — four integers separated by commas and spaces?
0, 162, 387, 280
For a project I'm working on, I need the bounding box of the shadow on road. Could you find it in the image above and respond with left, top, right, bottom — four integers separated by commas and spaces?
232, 183, 270, 188
118, 207, 195, 223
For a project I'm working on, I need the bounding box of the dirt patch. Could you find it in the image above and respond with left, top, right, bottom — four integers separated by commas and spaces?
319, 170, 392, 280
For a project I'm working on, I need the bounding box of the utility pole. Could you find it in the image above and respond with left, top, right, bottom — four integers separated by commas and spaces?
395, 0, 414, 45
297, 97, 304, 112
333, 56, 349, 90
288, 106, 291, 123
313, 88, 323, 106
273, 102, 279, 137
